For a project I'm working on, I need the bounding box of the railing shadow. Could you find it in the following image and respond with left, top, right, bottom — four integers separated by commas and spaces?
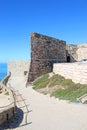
0, 107, 23, 129
0, 89, 32, 129
0, 79, 32, 129
0, 105, 32, 130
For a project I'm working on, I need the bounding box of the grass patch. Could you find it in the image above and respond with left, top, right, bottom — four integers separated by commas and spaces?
4, 91, 9, 96
33, 74, 49, 90
48, 74, 65, 87
33, 73, 87, 102
51, 83, 87, 102
61, 79, 75, 88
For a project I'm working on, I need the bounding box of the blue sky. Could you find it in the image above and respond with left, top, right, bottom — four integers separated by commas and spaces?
0, 0, 87, 62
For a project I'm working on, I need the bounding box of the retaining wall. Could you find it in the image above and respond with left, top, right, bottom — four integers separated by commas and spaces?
0, 82, 16, 125
53, 63, 87, 84
8, 60, 30, 77
77, 44, 87, 61
1, 72, 11, 86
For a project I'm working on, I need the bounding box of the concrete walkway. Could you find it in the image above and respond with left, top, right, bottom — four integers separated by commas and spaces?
6, 77, 87, 130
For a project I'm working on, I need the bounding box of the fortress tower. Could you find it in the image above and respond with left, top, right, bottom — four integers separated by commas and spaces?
8, 32, 87, 84
28, 32, 66, 82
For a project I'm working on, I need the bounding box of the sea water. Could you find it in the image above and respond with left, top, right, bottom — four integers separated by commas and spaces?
0, 63, 7, 81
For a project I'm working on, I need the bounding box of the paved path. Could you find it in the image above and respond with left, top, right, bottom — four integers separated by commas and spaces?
4, 78, 87, 130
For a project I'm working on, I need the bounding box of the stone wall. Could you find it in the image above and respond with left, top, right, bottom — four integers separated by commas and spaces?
77, 44, 87, 61
53, 63, 87, 84
66, 44, 78, 62
7, 33, 87, 83
28, 32, 66, 81
66, 43, 87, 62
8, 60, 30, 77
1, 72, 11, 86
0, 82, 16, 125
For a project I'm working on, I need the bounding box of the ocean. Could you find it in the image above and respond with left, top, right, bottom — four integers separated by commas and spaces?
0, 63, 7, 81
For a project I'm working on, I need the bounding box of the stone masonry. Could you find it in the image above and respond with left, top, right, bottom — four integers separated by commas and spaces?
66, 44, 78, 62
8, 60, 30, 77
77, 44, 87, 61
8, 32, 87, 84
53, 63, 87, 84
28, 32, 66, 81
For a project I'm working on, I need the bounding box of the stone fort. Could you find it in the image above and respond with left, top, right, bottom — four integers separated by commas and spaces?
27, 32, 87, 82
8, 32, 87, 84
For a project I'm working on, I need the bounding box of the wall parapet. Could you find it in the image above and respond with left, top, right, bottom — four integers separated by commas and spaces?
53, 63, 87, 84
0, 82, 16, 125
8, 60, 30, 77
1, 72, 11, 86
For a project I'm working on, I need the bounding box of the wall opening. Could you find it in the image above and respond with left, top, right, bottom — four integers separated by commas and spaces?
50, 62, 53, 72
67, 56, 70, 62
24, 71, 28, 76
7, 113, 9, 120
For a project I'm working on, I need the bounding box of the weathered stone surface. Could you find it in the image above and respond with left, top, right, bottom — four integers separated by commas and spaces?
77, 44, 87, 61
7, 32, 87, 83
66, 44, 87, 62
66, 44, 78, 62
28, 32, 66, 81
8, 60, 30, 77
53, 63, 87, 84
28, 33, 87, 82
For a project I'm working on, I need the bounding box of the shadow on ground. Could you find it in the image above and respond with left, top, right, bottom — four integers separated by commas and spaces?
0, 107, 32, 130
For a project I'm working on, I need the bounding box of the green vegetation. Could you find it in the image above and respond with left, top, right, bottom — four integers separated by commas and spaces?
51, 84, 87, 102
4, 91, 9, 96
48, 74, 65, 87
33, 73, 87, 102
33, 74, 49, 90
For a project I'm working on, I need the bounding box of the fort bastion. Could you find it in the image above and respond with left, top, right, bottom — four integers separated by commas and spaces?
8, 32, 87, 84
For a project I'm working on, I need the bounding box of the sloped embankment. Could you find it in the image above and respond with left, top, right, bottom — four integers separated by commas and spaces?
33, 73, 87, 102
